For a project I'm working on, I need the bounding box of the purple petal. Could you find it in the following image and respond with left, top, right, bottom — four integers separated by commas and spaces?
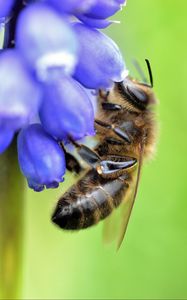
17, 124, 66, 192
116, 0, 126, 4
84, 0, 123, 19
73, 23, 128, 89
77, 14, 114, 28
39, 76, 95, 141
44, 0, 96, 14
16, 3, 79, 82
0, 49, 41, 131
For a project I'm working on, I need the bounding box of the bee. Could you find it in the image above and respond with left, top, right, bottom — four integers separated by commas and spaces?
52, 60, 157, 248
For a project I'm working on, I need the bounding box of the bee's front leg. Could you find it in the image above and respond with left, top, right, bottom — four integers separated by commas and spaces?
95, 119, 131, 144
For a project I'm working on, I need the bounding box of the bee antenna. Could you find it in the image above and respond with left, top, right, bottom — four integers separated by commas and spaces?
145, 59, 153, 88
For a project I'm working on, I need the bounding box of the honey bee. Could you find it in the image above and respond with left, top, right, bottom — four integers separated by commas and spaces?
52, 60, 157, 248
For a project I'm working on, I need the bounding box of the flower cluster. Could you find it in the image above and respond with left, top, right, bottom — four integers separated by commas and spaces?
0, 0, 127, 191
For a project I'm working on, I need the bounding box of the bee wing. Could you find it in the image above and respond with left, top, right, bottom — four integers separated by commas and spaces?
103, 204, 122, 245
102, 143, 144, 249
116, 143, 144, 250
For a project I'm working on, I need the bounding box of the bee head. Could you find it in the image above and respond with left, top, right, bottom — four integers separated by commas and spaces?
115, 59, 156, 112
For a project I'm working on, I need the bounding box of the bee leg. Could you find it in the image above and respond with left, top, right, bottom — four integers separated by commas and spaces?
68, 138, 101, 168
59, 142, 83, 174
95, 119, 131, 144
67, 138, 136, 177
105, 137, 124, 145
102, 102, 122, 111
98, 155, 137, 177
65, 152, 83, 174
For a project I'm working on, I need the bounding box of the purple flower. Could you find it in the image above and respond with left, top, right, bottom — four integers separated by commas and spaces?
17, 124, 66, 192
73, 23, 127, 89
0, 0, 15, 18
0, 0, 127, 191
40, 76, 95, 141
0, 49, 41, 131
16, 3, 79, 82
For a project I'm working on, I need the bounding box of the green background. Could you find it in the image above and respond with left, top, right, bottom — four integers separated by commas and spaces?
18, 0, 187, 299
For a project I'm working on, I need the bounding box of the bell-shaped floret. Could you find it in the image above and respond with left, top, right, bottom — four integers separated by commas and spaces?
16, 3, 79, 82
82, 0, 126, 19
0, 50, 41, 131
17, 124, 66, 192
76, 0, 126, 28
73, 23, 128, 89
39, 76, 95, 141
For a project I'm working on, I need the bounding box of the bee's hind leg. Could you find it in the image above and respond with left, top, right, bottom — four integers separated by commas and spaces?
65, 151, 83, 174
60, 142, 83, 174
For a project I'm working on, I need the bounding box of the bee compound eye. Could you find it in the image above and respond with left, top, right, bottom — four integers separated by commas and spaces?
117, 81, 149, 110
126, 85, 148, 106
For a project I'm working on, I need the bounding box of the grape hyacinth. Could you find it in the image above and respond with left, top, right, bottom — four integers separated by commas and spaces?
0, 0, 127, 192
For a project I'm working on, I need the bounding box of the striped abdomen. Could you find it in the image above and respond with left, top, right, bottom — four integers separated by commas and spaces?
52, 170, 130, 230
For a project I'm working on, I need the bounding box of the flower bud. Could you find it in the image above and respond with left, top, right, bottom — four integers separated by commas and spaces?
16, 3, 78, 82
76, 0, 126, 28
81, 0, 125, 19
73, 23, 128, 89
39, 76, 95, 141
17, 124, 66, 191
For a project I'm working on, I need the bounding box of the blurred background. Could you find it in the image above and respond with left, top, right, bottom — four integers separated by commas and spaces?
4, 0, 187, 299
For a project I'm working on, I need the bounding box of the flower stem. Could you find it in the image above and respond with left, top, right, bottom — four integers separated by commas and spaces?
3, 0, 25, 48
0, 139, 25, 299
0, 3, 27, 298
